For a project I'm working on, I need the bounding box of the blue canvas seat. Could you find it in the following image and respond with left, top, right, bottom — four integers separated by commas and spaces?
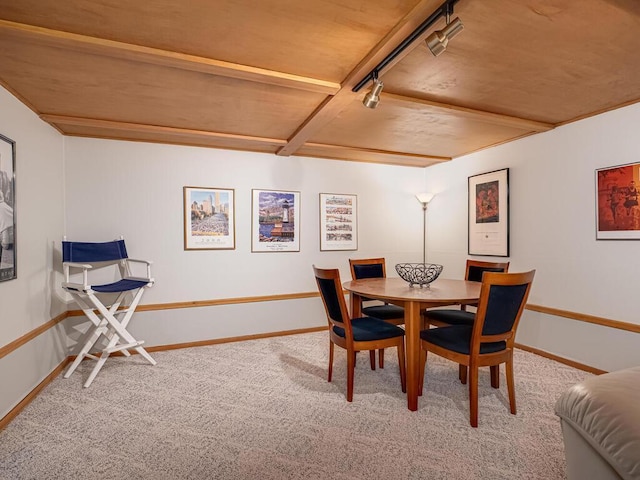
61, 238, 156, 387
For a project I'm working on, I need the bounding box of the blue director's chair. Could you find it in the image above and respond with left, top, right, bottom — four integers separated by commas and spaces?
62, 238, 156, 387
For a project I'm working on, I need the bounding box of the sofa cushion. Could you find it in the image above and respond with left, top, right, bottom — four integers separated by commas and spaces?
554, 366, 640, 480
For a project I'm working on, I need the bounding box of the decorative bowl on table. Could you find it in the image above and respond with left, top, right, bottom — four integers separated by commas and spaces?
395, 263, 443, 288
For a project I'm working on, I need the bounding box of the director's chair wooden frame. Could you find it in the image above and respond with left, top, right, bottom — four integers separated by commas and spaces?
62, 238, 156, 387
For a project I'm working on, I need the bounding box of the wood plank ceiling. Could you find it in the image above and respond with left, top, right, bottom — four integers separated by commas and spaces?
0, 0, 639, 167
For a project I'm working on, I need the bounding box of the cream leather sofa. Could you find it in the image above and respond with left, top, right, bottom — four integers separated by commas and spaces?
555, 366, 640, 480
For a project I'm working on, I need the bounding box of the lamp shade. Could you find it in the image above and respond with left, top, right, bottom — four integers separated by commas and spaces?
416, 192, 435, 205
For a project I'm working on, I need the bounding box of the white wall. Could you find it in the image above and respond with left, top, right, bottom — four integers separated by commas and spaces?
0, 87, 66, 418
62, 138, 428, 345
1, 98, 429, 416
4, 77, 638, 419
424, 102, 640, 372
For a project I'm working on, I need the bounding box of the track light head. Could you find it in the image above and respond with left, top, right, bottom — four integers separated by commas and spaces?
362, 78, 384, 109
426, 16, 464, 57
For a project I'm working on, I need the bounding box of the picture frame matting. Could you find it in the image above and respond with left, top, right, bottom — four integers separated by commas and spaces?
183, 186, 235, 250
319, 193, 358, 251
251, 189, 300, 252
468, 168, 510, 257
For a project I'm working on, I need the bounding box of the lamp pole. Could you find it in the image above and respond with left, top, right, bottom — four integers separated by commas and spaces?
422, 202, 427, 263
416, 192, 434, 264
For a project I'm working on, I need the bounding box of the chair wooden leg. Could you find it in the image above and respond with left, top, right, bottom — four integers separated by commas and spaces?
347, 349, 355, 402
469, 363, 479, 428
459, 364, 468, 384
369, 350, 376, 370
490, 365, 500, 389
506, 357, 517, 415
379, 349, 385, 369
418, 348, 427, 395
328, 341, 334, 382
397, 341, 406, 393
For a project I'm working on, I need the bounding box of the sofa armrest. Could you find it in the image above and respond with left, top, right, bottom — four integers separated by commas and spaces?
555, 366, 640, 480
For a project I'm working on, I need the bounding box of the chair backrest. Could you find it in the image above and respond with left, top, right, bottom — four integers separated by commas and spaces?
62, 239, 128, 263
465, 259, 510, 282
472, 270, 535, 348
349, 257, 386, 280
313, 266, 353, 334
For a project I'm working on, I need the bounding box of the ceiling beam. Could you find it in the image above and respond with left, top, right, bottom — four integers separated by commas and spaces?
452, 131, 547, 159
277, 0, 445, 157
302, 141, 450, 164
382, 92, 555, 132
0, 19, 340, 95
39, 114, 449, 167
305, 142, 451, 163
39, 114, 287, 146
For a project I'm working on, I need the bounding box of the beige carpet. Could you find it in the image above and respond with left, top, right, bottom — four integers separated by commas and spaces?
0, 331, 591, 479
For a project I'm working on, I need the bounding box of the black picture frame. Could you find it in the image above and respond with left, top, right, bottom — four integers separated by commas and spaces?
0, 133, 16, 282
468, 168, 509, 257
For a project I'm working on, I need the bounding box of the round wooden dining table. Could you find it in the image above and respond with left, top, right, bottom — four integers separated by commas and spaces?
343, 277, 481, 411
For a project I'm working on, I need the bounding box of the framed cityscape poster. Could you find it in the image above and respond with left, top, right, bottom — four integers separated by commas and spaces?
0, 133, 16, 282
595, 162, 640, 240
468, 168, 509, 257
183, 186, 235, 250
319, 193, 357, 251
252, 189, 300, 252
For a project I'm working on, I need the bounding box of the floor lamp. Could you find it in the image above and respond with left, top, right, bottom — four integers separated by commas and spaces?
416, 192, 434, 263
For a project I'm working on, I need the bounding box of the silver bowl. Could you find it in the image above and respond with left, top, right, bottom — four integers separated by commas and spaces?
395, 263, 443, 288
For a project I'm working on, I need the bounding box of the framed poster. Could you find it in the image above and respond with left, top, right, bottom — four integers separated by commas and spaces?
0, 133, 16, 282
319, 193, 357, 251
468, 168, 509, 257
183, 186, 235, 250
252, 189, 300, 252
595, 162, 640, 240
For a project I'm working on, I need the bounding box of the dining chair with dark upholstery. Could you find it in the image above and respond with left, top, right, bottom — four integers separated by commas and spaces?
425, 259, 510, 328
313, 265, 406, 402
349, 258, 405, 324
424, 259, 510, 385
419, 270, 535, 427
349, 257, 405, 369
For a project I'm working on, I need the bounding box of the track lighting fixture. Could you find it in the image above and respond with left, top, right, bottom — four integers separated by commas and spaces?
352, 0, 463, 99
425, 15, 464, 56
362, 73, 384, 109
